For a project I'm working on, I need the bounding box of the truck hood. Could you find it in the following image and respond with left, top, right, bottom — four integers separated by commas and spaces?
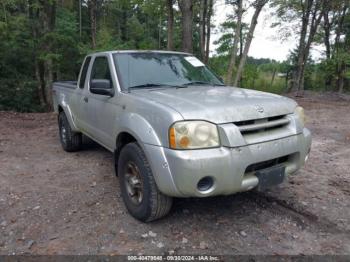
132, 86, 297, 124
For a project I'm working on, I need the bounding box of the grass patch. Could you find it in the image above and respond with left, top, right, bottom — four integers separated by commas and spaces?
241, 72, 287, 94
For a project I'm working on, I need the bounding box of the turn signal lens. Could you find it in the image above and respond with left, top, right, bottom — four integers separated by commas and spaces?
169, 127, 176, 148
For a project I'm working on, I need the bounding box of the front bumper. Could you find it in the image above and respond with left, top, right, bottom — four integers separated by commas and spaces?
143, 128, 311, 197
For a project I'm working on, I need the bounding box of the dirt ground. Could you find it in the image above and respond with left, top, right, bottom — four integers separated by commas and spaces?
0, 92, 349, 255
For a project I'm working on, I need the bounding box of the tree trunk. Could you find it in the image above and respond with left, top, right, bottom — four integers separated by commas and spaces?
334, 3, 347, 49
285, 70, 290, 91
35, 60, 46, 107
338, 62, 345, 93
120, 7, 128, 41
29, 0, 57, 110
296, 0, 324, 96
178, 0, 193, 53
158, 14, 162, 49
270, 68, 277, 87
323, 9, 332, 89
334, 3, 348, 93
239, 24, 243, 58
292, 0, 312, 94
199, 0, 207, 59
79, 0, 82, 38
233, 0, 267, 87
323, 11, 331, 59
41, 0, 57, 110
204, 0, 213, 63
166, 0, 174, 50
43, 60, 54, 110
28, 0, 46, 107
89, 0, 97, 49
226, 0, 243, 85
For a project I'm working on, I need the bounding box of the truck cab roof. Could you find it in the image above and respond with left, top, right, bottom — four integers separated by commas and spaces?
89, 50, 192, 57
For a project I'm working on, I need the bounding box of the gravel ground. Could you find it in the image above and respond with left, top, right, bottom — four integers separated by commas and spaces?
0, 92, 349, 255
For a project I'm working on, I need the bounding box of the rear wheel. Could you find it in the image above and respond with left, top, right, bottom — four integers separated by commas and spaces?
118, 142, 173, 222
58, 112, 82, 152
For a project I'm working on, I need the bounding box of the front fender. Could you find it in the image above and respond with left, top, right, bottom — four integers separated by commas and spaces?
115, 113, 162, 147
114, 113, 181, 196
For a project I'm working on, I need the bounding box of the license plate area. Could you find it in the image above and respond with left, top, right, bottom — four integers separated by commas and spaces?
255, 165, 285, 191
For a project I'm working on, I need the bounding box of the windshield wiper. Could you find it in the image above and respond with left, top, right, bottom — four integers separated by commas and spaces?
128, 83, 164, 90
183, 81, 225, 86
128, 81, 225, 92
128, 83, 184, 91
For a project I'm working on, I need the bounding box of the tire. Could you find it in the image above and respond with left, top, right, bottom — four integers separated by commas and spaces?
58, 112, 82, 152
118, 142, 173, 222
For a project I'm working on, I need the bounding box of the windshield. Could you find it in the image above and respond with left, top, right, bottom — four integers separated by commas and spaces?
113, 52, 223, 90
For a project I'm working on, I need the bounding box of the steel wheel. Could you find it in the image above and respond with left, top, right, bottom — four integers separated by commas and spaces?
118, 142, 173, 222
124, 161, 143, 205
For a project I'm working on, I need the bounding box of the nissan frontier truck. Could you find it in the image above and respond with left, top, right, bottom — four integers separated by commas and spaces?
52, 51, 311, 222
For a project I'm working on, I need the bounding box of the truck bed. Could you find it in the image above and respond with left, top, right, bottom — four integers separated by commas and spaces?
52, 81, 78, 114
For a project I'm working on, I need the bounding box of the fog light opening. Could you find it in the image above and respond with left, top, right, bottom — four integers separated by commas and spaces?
197, 177, 214, 192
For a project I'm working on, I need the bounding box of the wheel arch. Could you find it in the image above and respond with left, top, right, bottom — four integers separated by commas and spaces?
113, 112, 163, 172
114, 132, 137, 173
57, 103, 79, 132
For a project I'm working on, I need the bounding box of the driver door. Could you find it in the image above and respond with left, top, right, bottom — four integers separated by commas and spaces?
86, 55, 118, 150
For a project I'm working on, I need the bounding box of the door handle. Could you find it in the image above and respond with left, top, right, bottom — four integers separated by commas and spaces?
83, 97, 88, 103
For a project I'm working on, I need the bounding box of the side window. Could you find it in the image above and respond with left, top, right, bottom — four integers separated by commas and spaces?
79, 57, 91, 89
90, 56, 113, 88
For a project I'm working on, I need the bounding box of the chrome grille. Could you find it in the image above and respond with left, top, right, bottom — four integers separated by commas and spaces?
234, 115, 290, 135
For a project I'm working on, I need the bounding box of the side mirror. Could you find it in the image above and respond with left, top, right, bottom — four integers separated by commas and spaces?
90, 79, 114, 96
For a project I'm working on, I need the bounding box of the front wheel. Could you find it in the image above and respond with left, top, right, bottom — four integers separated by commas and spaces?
118, 142, 173, 222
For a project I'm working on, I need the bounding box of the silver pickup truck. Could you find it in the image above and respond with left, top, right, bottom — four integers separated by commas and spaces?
53, 50, 311, 222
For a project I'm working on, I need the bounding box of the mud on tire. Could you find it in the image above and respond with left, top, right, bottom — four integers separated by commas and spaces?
118, 142, 173, 222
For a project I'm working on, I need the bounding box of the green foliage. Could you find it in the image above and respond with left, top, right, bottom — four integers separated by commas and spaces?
241, 64, 259, 88
213, 16, 249, 56
53, 7, 82, 79
0, 8, 40, 112
0, 0, 177, 112
209, 54, 286, 93
0, 79, 43, 112
208, 55, 230, 77
251, 73, 286, 94
0, 0, 349, 112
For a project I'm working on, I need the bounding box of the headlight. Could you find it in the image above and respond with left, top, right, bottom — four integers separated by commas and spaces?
295, 106, 306, 126
169, 121, 220, 149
